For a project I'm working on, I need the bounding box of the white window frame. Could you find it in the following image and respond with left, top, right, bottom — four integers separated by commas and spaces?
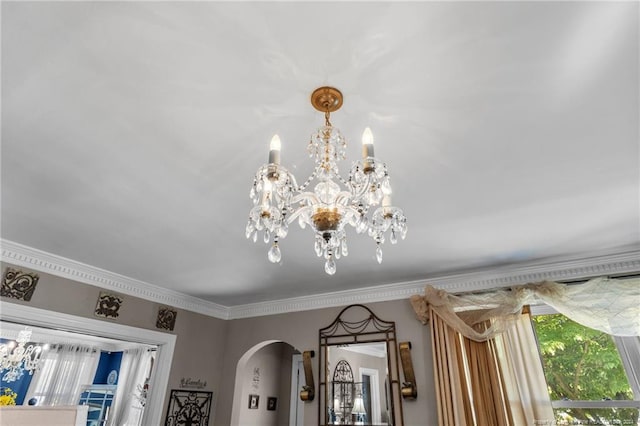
530, 304, 640, 413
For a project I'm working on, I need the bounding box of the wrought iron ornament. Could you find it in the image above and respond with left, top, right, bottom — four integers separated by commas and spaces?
156, 306, 178, 331
1, 267, 39, 301
94, 292, 123, 319
165, 390, 212, 426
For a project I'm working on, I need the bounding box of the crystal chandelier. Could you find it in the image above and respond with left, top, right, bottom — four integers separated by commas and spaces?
246, 87, 407, 275
0, 328, 45, 382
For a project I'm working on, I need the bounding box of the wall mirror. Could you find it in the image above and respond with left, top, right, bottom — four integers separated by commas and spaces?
319, 304, 404, 426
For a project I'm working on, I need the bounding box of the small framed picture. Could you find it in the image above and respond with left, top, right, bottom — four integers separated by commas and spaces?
248, 394, 259, 409
267, 396, 277, 411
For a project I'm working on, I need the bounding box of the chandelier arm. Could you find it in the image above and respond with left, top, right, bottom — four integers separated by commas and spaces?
334, 192, 355, 206
286, 205, 315, 224
350, 171, 376, 202
339, 207, 363, 227
290, 192, 321, 206
285, 170, 301, 192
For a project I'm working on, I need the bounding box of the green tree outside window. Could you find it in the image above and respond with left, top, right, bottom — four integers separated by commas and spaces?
532, 314, 638, 425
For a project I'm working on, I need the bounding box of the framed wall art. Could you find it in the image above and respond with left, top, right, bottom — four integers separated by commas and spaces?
267, 396, 277, 411
248, 394, 259, 409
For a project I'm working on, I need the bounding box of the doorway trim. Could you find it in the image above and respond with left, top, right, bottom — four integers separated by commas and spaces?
359, 367, 382, 425
289, 353, 304, 426
0, 301, 176, 426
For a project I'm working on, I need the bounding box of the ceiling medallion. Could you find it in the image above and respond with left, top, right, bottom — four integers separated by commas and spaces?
246, 86, 407, 275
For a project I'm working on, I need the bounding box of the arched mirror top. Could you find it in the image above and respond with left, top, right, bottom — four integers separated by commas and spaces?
319, 304, 396, 341
319, 304, 404, 426
333, 360, 355, 382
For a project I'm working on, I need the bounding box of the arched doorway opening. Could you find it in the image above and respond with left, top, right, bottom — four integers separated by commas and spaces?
230, 340, 302, 426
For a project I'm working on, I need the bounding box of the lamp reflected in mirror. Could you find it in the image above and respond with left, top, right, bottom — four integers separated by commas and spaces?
352, 392, 367, 425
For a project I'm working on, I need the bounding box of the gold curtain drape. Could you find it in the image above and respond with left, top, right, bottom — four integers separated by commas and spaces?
430, 306, 514, 426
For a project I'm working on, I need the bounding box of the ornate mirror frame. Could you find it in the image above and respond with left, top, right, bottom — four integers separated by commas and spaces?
319, 304, 404, 425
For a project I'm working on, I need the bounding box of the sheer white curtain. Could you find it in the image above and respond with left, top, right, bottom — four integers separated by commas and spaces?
535, 277, 640, 336
494, 312, 555, 424
26, 344, 100, 406
108, 347, 153, 426
411, 277, 640, 338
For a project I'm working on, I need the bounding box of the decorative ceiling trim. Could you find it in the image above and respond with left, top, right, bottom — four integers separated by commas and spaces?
227, 247, 640, 319
2, 239, 638, 320
1, 240, 230, 320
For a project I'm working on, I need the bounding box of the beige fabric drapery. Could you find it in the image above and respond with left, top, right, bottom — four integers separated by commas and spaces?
430, 306, 515, 426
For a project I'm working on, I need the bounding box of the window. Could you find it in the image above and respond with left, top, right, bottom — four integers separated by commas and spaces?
26, 344, 100, 406
531, 308, 640, 425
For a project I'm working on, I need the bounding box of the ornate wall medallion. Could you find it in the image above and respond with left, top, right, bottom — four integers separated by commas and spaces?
156, 306, 178, 331
1, 267, 39, 301
94, 292, 123, 319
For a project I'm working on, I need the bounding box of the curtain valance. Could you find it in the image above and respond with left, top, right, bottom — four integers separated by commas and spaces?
410, 277, 640, 339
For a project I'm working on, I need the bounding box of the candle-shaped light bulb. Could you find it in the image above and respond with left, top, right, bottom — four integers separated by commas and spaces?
382, 194, 393, 218
362, 127, 375, 159
268, 134, 281, 165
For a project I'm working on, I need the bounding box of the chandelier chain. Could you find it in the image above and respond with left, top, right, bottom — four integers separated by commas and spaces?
297, 168, 318, 191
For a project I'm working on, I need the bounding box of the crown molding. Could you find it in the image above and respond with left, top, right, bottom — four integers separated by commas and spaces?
227, 247, 640, 319
1, 239, 230, 320
2, 239, 639, 320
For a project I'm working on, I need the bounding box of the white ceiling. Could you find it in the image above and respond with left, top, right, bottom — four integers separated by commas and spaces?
2, 2, 638, 307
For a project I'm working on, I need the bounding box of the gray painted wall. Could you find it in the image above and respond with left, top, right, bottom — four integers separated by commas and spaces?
235, 342, 294, 426
0, 262, 228, 424
1, 262, 437, 425
216, 300, 436, 426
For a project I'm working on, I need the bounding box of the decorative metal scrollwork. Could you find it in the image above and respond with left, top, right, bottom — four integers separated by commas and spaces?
300, 350, 316, 401
399, 342, 417, 399
331, 360, 355, 421
94, 292, 123, 319
1, 267, 39, 301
